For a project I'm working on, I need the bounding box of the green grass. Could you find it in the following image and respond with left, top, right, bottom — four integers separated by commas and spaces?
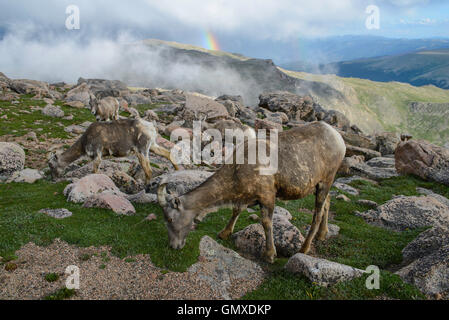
1, 175, 447, 299
44, 288, 76, 300
44, 273, 60, 283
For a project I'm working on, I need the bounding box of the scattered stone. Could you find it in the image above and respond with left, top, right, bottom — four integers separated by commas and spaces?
64, 124, 86, 135
305, 223, 340, 239
248, 214, 260, 222
187, 236, 265, 300
145, 214, 157, 221
348, 162, 398, 180
395, 139, 449, 186
336, 194, 351, 202
285, 253, 364, 287
0, 142, 25, 180
366, 157, 395, 169
65, 100, 85, 108
39, 208, 73, 219
41, 104, 64, 118
333, 182, 359, 196
7, 168, 43, 184
273, 206, 292, 220
356, 199, 378, 208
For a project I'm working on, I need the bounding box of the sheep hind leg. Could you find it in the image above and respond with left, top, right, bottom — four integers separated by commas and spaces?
260, 202, 276, 264
218, 205, 244, 240
300, 182, 329, 254
92, 152, 102, 174
136, 152, 153, 185
317, 194, 331, 241
150, 144, 180, 170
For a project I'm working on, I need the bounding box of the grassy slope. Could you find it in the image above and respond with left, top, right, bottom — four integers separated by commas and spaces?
2, 175, 449, 299
283, 69, 449, 145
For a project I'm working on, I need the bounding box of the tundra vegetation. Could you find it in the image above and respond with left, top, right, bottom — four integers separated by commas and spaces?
1, 89, 447, 300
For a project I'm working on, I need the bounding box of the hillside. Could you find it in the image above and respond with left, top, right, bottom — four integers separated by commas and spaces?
325, 49, 449, 89
137, 39, 449, 145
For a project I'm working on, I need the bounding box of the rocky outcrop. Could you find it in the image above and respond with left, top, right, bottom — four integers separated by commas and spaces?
395, 139, 449, 186
65, 83, 92, 106
187, 236, 265, 300
285, 253, 364, 287
345, 145, 381, 160
0, 142, 25, 181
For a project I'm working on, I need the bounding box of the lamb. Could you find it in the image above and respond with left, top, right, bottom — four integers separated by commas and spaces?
89, 95, 120, 122
157, 121, 346, 263
49, 118, 179, 183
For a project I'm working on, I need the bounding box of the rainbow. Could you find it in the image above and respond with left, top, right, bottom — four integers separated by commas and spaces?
204, 31, 220, 51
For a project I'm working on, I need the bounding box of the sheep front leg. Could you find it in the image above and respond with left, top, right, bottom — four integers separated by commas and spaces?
218, 205, 243, 240
260, 204, 276, 263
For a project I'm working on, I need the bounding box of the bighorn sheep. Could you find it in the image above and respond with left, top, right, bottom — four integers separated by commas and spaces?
158, 121, 346, 262
49, 118, 179, 183
89, 95, 120, 122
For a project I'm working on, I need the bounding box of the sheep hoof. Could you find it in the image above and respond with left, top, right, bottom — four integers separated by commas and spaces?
299, 245, 310, 255
217, 230, 231, 240
262, 251, 276, 264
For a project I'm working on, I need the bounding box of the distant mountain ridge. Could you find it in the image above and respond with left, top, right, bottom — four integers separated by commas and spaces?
135, 39, 449, 145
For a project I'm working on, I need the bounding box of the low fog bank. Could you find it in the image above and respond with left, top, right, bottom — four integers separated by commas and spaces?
0, 31, 271, 105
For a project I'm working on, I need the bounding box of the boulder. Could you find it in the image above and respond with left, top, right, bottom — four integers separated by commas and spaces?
346, 145, 381, 160
146, 170, 213, 196
339, 130, 377, 150
396, 244, 449, 296
182, 94, 229, 124
110, 170, 143, 194
402, 226, 449, 264
187, 236, 265, 300
9, 79, 51, 97
375, 132, 400, 156
123, 93, 152, 106
232, 213, 304, 258
64, 160, 127, 179
356, 195, 449, 231
254, 118, 283, 132
337, 155, 365, 175
7, 168, 43, 184
0, 142, 25, 180
41, 104, 64, 118
285, 253, 364, 287
83, 191, 135, 215
126, 190, 158, 204
64, 100, 85, 108
63, 174, 124, 203
395, 139, 449, 186
366, 157, 395, 169
64, 124, 86, 135
348, 161, 398, 180
65, 83, 91, 106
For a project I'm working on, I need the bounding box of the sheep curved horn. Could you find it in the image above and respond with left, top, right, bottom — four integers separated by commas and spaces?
157, 183, 169, 208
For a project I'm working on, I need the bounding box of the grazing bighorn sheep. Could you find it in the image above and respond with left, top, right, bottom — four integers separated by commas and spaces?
49, 118, 179, 183
89, 95, 120, 122
158, 121, 346, 262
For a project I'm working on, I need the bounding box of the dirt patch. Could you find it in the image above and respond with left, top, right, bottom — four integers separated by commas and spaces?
0, 239, 261, 300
